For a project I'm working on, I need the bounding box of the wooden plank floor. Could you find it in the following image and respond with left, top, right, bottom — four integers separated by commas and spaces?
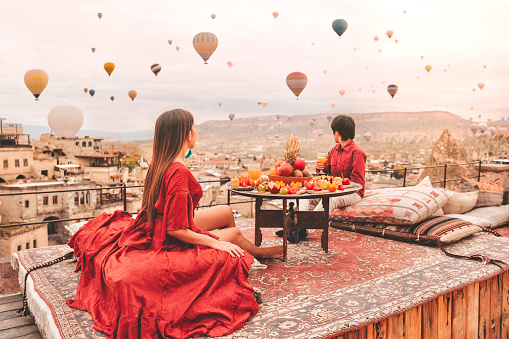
0, 293, 42, 339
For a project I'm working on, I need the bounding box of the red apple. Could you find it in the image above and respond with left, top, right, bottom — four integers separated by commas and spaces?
294, 158, 306, 170
277, 162, 293, 176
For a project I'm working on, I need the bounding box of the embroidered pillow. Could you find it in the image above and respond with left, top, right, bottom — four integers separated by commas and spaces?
330, 186, 450, 225
442, 191, 479, 214
459, 177, 503, 207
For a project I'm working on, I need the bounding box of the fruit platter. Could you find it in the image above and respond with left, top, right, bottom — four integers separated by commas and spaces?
266, 135, 313, 185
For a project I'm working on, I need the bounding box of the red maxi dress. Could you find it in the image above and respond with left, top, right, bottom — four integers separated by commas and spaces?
67, 162, 258, 338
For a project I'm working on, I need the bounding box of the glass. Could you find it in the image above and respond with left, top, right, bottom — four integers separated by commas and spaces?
248, 164, 261, 180
316, 153, 327, 174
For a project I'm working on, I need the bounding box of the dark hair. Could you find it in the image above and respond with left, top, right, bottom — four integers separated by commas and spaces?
141, 109, 194, 223
330, 115, 355, 140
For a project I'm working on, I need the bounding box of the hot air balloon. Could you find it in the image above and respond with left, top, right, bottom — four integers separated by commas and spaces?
387, 84, 398, 98
498, 127, 507, 134
128, 90, 137, 101
309, 120, 315, 127
228, 114, 235, 121
97, 13, 102, 19
84, 88, 88, 93
469, 117, 473, 121
501, 117, 506, 121
258, 124, 263, 131
395, 39, 399, 43
483, 65, 487, 69
386, 30, 393, 38
193, 32, 218, 64
378, 49, 382, 53
327, 115, 333, 123
420, 56, 424, 60
478, 114, 482, 119
262, 102, 268, 108
488, 118, 492, 123
104, 62, 115, 77
312, 117, 317, 122
364, 132, 372, 141
89, 89, 95, 97
218, 102, 222, 107
149, 64, 161, 77
472, 88, 476, 92
272, 11, 279, 18
286, 72, 308, 99
277, 121, 283, 127
478, 123, 488, 133
168, 40, 173, 45
24, 69, 49, 101
488, 127, 497, 135
469, 123, 478, 134
317, 129, 324, 137
227, 61, 233, 68
470, 107, 474, 111
276, 113, 281, 120
478, 82, 484, 90
110, 96, 114, 101
269, 126, 275, 132
339, 89, 345, 97
91, 48, 96, 53
374, 36, 379, 42
287, 115, 293, 121
482, 132, 492, 140
425, 65, 432, 73
211, 14, 216, 19
48, 105, 84, 138
323, 70, 327, 74
332, 19, 348, 38
176, 46, 180, 51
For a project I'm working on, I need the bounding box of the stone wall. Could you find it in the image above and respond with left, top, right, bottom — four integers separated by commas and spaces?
0, 224, 48, 258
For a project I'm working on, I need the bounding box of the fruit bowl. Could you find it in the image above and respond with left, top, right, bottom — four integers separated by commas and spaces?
268, 175, 313, 185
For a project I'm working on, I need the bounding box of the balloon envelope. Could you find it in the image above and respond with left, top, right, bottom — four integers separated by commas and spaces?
478, 123, 488, 132
287, 115, 293, 121
478, 82, 485, 90
339, 89, 345, 96
168, 40, 172, 45
387, 84, 398, 98
84, 88, 88, 93
91, 48, 96, 53
327, 115, 333, 122
276, 113, 281, 120
97, 13, 102, 19
331, 103, 336, 109
151, 64, 161, 77
128, 90, 137, 101
24, 69, 49, 100
228, 114, 235, 121
272, 11, 278, 18
386, 30, 393, 38
110, 96, 114, 101
374, 36, 379, 42
89, 89, 95, 97
498, 127, 508, 134
193, 32, 218, 64
469, 123, 478, 134
48, 105, 84, 138
104, 62, 115, 76
364, 132, 372, 141
211, 14, 216, 19
286, 72, 308, 99
332, 19, 348, 38
425, 65, 432, 73
227, 61, 233, 68
218, 102, 222, 107
488, 127, 497, 135
309, 120, 314, 127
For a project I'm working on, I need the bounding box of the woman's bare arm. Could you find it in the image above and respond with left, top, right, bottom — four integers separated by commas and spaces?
167, 229, 244, 257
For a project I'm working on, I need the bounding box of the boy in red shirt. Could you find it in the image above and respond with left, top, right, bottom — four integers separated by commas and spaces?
302, 114, 366, 212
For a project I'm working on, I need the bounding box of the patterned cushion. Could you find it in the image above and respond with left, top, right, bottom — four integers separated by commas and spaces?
331, 216, 482, 244
330, 186, 450, 225
459, 177, 503, 207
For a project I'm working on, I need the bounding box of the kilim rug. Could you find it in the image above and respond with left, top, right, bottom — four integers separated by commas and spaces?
12, 219, 509, 339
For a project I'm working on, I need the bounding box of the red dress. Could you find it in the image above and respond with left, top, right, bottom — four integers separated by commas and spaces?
67, 162, 258, 338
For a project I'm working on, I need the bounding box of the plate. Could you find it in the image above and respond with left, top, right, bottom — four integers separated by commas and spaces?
268, 175, 313, 185
230, 185, 255, 191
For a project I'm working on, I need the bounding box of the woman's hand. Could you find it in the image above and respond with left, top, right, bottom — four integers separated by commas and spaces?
315, 162, 325, 171
211, 241, 245, 257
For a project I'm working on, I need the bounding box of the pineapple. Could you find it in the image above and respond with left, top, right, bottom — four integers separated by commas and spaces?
284, 134, 300, 167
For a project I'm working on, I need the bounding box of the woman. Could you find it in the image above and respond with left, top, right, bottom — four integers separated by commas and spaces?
67, 109, 282, 338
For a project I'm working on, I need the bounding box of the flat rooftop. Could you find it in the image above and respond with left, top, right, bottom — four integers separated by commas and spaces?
4, 182, 65, 188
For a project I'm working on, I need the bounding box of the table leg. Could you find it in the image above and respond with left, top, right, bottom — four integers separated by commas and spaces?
254, 197, 262, 246
282, 199, 288, 262
322, 197, 329, 253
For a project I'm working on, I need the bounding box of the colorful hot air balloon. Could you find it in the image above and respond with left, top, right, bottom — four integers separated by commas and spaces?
364, 132, 372, 141
97, 13, 102, 19
262, 102, 268, 108
317, 129, 324, 137
89, 89, 95, 97
479, 123, 488, 132
425, 65, 432, 73
332, 19, 348, 38
168, 40, 172, 45
469, 117, 473, 121
478, 82, 484, 90
387, 84, 398, 98
193, 32, 218, 64
339, 89, 345, 97
218, 101, 222, 107
488, 118, 492, 123
48, 105, 84, 138
277, 121, 283, 127
227, 61, 233, 68
478, 114, 482, 119
309, 120, 315, 127
84, 88, 88, 93
110, 96, 114, 101
327, 115, 333, 123
276, 113, 281, 120
24, 69, 49, 101
472, 88, 476, 92
128, 90, 137, 101
287, 115, 293, 121
104, 62, 115, 77
151, 64, 161, 77
228, 114, 235, 121
395, 39, 399, 43
470, 107, 474, 111
269, 125, 275, 132
421, 56, 424, 60
323, 70, 327, 74
91, 47, 96, 53
374, 36, 379, 42
483, 65, 487, 69
286, 72, 308, 99
331, 103, 336, 109
258, 124, 263, 131
386, 30, 393, 38
488, 127, 497, 135
211, 14, 216, 19
272, 11, 279, 19
469, 123, 478, 134
176, 46, 180, 51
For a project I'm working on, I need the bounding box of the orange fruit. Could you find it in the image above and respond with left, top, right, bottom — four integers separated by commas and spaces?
274, 160, 284, 170
268, 168, 277, 175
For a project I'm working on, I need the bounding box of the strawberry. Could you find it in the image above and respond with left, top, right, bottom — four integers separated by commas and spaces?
342, 178, 350, 185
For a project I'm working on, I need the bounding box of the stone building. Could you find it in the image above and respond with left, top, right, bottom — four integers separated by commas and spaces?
0, 224, 48, 258
0, 122, 34, 183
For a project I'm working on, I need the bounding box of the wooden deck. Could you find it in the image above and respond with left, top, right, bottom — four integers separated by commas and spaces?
0, 293, 42, 339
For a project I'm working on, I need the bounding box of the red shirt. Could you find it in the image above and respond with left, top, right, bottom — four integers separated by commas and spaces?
323, 140, 366, 197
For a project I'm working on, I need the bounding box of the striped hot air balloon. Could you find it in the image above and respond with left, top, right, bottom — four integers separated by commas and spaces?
24, 69, 49, 101
193, 32, 218, 64
151, 64, 161, 77
387, 84, 398, 98
286, 72, 308, 99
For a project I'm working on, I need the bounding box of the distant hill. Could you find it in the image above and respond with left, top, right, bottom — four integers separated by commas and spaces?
23, 125, 155, 142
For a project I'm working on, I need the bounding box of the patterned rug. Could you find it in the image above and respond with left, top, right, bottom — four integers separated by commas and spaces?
12, 219, 509, 339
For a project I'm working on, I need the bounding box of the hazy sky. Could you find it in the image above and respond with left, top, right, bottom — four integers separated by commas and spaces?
2, 0, 509, 132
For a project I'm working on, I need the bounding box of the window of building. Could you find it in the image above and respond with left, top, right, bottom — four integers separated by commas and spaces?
86, 191, 90, 204
25, 200, 29, 208
3, 160, 8, 168
53, 196, 58, 204
82, 142, 86, 147
80, 192, 85, 204
75, 193, 79, 205
15, 159, 20, 167
88, 141, 92, 147
17, 245, 21, 251
75, 142, 79, 146
43, 196, 49, 205
23, 159, 28, 167
41, 170, 48, 176
33, 240, 37, 248
26, 242, 29, 249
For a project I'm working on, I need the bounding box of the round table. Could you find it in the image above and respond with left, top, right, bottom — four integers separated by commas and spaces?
227, 183, 362, 262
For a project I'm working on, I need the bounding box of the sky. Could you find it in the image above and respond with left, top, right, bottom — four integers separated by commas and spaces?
1, 0, 509, 133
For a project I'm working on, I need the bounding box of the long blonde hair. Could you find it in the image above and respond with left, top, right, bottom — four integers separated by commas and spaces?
141, 109, 194, 223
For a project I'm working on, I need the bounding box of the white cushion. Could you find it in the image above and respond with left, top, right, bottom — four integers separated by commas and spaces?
444, 214, 493, 228
463, 206, 509, 228
442, 191, 479, 214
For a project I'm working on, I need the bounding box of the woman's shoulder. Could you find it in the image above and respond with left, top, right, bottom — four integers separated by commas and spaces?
163, 162, 195, 191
